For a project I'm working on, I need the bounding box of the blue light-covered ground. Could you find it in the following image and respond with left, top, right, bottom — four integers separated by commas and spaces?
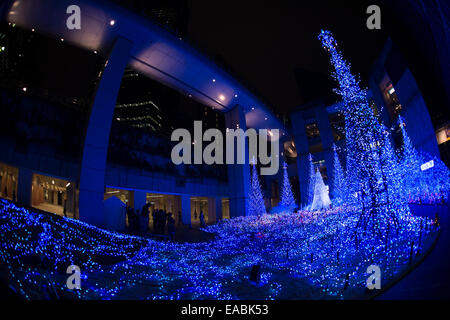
0, 199, 439, 300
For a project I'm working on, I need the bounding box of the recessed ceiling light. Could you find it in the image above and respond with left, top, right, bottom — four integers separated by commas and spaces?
110, 20, 116, 26
218, 94, 225, 101
234, 94, 238, 98
212, 79, 216, 82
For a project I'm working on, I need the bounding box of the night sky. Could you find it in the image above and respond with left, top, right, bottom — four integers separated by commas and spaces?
187, 0, 388, 115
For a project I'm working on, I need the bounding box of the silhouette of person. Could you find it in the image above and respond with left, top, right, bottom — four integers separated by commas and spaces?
199, 210, 206, 228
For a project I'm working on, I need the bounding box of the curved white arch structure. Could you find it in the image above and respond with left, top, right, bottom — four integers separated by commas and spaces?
1, 0, 284, 226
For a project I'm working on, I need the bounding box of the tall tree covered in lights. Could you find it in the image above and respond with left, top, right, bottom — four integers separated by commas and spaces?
319, 30, 409, 234
331, 144, 346, 204
280, 161, 296, 209
398, 116, 450, 203
311, 168, 332, 210
248, 162, 266, 216
306, 153, 316, 207
398, 116, 421, 201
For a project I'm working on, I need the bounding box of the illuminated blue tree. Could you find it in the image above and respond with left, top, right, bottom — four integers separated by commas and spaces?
280, 161, 296, 209
319, 30, 409, 234
398, 116, 422, 202
379, 124, 408, 221
398, 116, 450, 204
306, 153, 315, 207
248, 162, 266, 216
419, 154, 450, 203
331, 144, 346, 204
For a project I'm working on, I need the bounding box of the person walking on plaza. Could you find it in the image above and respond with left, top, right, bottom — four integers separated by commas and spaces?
140, 203, 149, 234
159, 209, 166, 234
63, 200, 67, 218
133, 208, 140, 234
199, 210, 206, 228
152, 209, 157, 231
167, 213, 176, 241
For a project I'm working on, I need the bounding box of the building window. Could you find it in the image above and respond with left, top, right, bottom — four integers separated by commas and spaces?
329, 112, 345, 141
382, 82, 402, 119
305, 122, 320, 140
436, 124, 450, 145
283, 140, 297, 159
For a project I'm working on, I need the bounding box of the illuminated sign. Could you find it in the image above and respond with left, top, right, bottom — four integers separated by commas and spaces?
420, 160, 434, 171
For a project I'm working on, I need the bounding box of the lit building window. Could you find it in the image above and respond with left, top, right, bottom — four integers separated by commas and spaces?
436, 124, 450, 145
305, 122, 320, 140
329, 112, 345, 141
382, 81, 402, 119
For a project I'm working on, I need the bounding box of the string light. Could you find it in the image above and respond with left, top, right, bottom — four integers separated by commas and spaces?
0, 199, 438, 300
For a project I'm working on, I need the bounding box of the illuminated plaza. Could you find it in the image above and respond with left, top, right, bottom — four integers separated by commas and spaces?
0, 0, 449, 302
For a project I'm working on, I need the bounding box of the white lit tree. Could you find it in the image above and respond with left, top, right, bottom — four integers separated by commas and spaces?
311, 169, 331, 211
248, 161, 266, 216
280, 161, 296, 209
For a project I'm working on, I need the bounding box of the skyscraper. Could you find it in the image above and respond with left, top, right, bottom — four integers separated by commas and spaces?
114, 69, 165, 132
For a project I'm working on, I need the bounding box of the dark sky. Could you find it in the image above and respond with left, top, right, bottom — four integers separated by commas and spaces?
187, 0, 388, 115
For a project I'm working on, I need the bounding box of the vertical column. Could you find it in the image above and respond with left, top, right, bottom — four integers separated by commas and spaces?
207, 197, 216, 224
291, 111, 310, 206
315, 106, 334, 196
78, 37, 133, 227
181, 195, 191, 225
133, 190, 147, 213
17, 167, 32, 206
66, 182, 75, 217
215, 197, 223, 221
173, 196, 182, 223
225, 105, 250, 217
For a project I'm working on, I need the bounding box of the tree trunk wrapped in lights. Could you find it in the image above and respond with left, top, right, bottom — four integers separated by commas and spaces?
306, 153, 315, 208
331, 143, 346, 204
318, 30, 410, 236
